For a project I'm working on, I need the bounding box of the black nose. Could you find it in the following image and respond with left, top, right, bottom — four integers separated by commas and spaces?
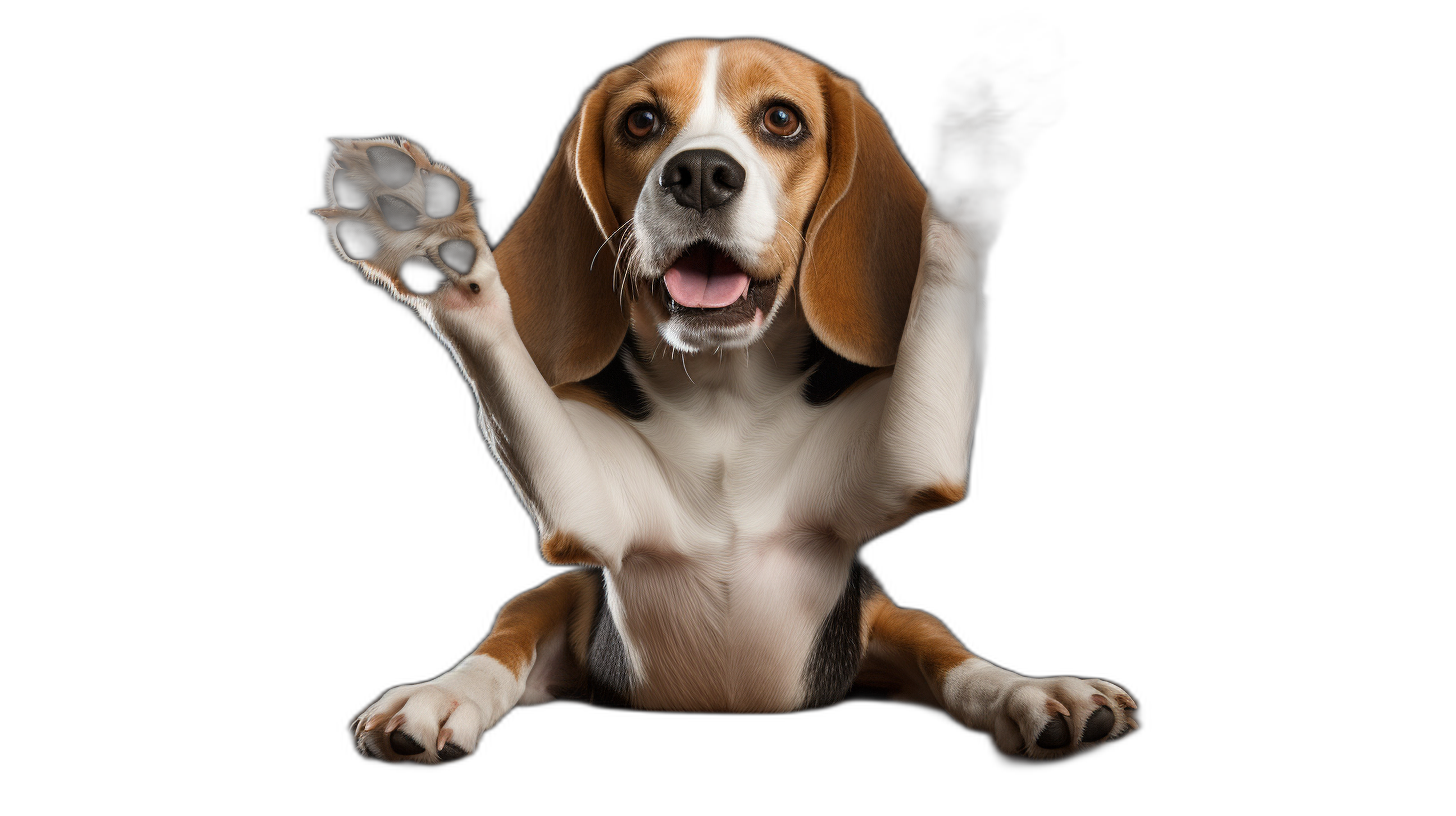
660, 149, 745, 212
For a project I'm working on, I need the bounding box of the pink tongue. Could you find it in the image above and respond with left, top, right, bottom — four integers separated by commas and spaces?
664, 244, 749, 308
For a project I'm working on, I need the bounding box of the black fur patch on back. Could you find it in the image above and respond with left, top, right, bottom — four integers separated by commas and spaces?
801, 560, 879, 709
579, 336, 651, 421
585, 568, 632, 707
799, 334, 878, 405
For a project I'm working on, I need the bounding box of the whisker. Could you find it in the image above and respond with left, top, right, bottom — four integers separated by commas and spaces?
776, 216, 807, 251
592, 218, 635, 274
613, 229, 635, 307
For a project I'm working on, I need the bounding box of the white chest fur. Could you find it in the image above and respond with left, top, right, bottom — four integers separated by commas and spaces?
578, 310, 882, 711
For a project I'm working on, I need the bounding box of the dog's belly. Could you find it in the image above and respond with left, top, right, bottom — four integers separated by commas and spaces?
606, 530, 853, 712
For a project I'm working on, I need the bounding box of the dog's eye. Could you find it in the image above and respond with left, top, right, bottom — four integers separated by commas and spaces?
762, 105, 801, 138
625, 106, 660, 139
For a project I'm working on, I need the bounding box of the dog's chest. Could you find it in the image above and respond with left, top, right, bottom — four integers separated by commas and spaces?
604, 375, 867, 711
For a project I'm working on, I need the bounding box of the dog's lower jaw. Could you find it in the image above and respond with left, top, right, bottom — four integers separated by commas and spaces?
637, 287, 786, 358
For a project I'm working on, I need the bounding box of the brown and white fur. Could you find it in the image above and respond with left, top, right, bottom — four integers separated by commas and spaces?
315, 38, 1136, 762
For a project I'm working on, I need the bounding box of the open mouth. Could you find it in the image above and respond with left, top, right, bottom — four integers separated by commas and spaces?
661, 241, 778, 327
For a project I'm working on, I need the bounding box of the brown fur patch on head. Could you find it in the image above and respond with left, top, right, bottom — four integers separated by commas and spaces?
597, 41, 712, 223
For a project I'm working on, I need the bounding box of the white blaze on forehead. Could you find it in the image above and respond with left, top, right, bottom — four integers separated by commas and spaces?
684, 46, 723, 136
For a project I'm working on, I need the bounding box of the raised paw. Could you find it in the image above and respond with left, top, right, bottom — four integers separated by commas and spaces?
352, 656, 521, 764
931, 43, 1059, 224
314, 136, 494, 305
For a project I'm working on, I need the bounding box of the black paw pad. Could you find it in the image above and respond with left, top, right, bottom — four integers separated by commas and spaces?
389, 730, 426, 756
423, 173, 460, 217
439, 239, 476, 273
398, 256, 448, 294
368, 146, 416, 188
378, 195, 420, 231
331, 170, 369, 209
1082, 705, 1115, 743
437, 742, 467, 762
336, 220, 379, 261
943, 141, 990, 185
1035, 713, 1072, 750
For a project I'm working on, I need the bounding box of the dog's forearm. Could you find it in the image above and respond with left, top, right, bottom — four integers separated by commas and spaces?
876, 208, 983, 498
429, 281, 630, 555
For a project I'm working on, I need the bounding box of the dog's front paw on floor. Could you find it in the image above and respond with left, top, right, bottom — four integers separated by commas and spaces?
1002, 676, 1137, 759
354, 685, 482, 764
314, 136, 494, 307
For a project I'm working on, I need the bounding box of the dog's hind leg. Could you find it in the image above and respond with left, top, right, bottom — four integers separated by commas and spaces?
856, 592, 1137, 759
353, 570, 598, 763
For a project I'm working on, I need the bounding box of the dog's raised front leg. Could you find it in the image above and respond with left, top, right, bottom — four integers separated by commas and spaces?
857, 593, 1138, 759
867, 58, 1056, 519
867, 206, 982, 516
353, 570, 597, 763
314, 137, 640, 564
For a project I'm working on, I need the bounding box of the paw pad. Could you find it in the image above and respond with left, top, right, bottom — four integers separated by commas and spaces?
377, 195, 419, 231
437, 743, 468, 762
1035, 713, 1072, 750
1082, 705, 1115, 742
388, 730, 426, 756
367, 145, 416, 188
333, 173, 368, 209
439, 240, 476, 274
424, 173, 460, 217
336, 220, 380, 260
400, 258, 447, 294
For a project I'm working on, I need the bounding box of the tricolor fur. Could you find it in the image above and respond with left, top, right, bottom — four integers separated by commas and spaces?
315, 38, 1137, 762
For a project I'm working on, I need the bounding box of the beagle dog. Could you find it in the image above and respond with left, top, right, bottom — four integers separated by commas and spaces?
315, 38, 1136, 762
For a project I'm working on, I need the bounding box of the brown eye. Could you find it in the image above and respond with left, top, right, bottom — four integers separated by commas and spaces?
762, 105, 800, 138
626, 106, 659, 139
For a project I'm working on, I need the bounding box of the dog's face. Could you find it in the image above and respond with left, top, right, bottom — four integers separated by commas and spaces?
493, 38, 927, 386
595, 40, 830, 353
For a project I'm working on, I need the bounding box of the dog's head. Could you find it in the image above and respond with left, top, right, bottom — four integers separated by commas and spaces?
495, 39, 926, 385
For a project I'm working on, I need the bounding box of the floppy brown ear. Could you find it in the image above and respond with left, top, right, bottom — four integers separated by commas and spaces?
799, 73, 928, 368
493, 76, 627, 387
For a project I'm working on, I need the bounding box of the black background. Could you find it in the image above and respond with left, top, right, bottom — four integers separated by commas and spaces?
230, 4, 1217, 804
